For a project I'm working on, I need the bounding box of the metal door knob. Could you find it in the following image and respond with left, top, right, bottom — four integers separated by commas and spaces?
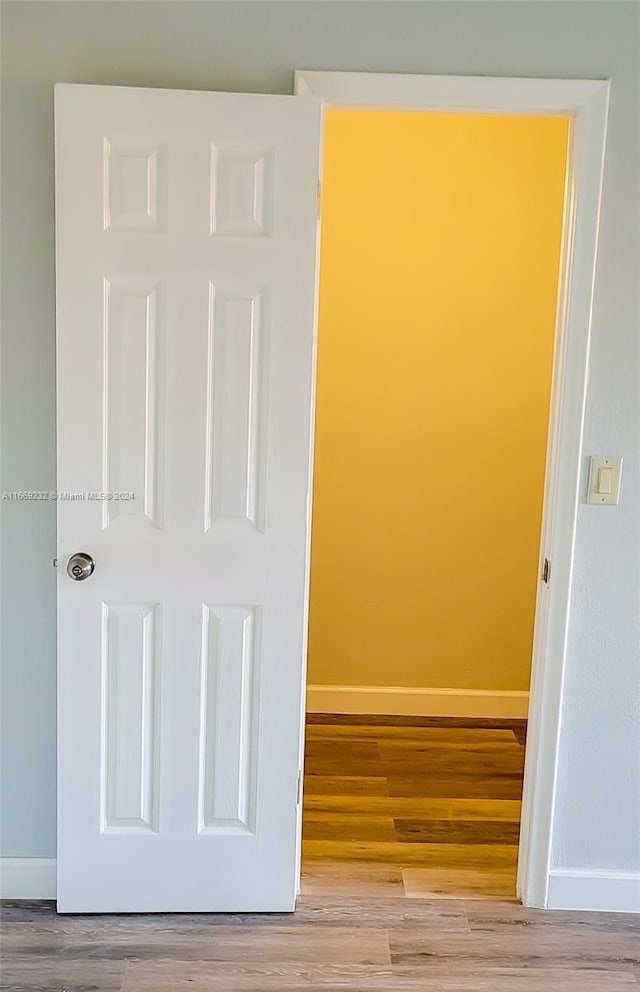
67, 552, 95, 581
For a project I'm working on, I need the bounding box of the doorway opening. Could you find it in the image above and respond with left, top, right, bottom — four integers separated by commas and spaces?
300, 106, 570, 902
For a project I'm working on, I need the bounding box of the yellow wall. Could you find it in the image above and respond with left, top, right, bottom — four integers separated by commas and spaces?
307, 110, 569, 692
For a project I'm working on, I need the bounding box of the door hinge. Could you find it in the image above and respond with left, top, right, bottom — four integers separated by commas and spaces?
542, 557, 551, 584
296, 769, 303, 806
317, 180, 321, 220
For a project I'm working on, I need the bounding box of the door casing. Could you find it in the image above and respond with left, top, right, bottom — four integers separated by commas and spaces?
294, 69, 610, 910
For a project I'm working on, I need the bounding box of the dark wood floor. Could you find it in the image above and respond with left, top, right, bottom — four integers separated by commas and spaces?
1, 716, 638, 990
302, 714, 526, 901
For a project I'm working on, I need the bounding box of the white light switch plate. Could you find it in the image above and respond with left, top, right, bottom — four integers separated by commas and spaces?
587, 455, 622, 505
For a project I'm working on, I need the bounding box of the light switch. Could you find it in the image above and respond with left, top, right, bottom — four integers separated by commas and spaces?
587, 455, 622, 506
597, 466, 613, 495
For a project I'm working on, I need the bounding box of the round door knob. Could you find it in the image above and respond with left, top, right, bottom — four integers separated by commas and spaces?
66, 552, 95, 581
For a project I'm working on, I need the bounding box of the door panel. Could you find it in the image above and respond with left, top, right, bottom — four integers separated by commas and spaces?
55, 84, 320, 911
102, 602, 160, 834
205, 286, 267, 532
198, 604, 259, 832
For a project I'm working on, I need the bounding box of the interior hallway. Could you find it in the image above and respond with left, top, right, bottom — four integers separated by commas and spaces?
301, 714, 525, 901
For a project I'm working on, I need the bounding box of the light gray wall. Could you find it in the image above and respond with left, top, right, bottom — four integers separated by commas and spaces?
2, 1, 639, 872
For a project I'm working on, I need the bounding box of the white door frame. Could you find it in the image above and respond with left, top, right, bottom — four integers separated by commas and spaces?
294, 69, 610, 909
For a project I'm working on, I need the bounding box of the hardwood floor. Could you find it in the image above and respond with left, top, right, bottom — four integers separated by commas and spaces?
301, 714, 526, 901
1, 716, 638, 990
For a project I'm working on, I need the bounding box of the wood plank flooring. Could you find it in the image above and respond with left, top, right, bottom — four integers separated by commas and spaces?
302, 714, 526, 900
1, 716, 638, 990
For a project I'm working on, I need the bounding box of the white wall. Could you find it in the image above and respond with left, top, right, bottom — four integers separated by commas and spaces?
1, 0, 638, 904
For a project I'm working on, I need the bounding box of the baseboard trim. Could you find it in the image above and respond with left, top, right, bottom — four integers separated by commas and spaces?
3, 862, 636, 913
0, 858, 57, 900
548, 868, 640, 913
306, 684, 530, 719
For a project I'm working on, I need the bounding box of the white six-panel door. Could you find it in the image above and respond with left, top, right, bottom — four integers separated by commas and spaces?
55, 84, 320, 911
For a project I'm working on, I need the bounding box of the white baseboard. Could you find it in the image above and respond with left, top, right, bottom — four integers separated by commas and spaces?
548, 868, 640, 913
0, 858, 57, 900
3, 859, 636, 914
306, 684, 530, 719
